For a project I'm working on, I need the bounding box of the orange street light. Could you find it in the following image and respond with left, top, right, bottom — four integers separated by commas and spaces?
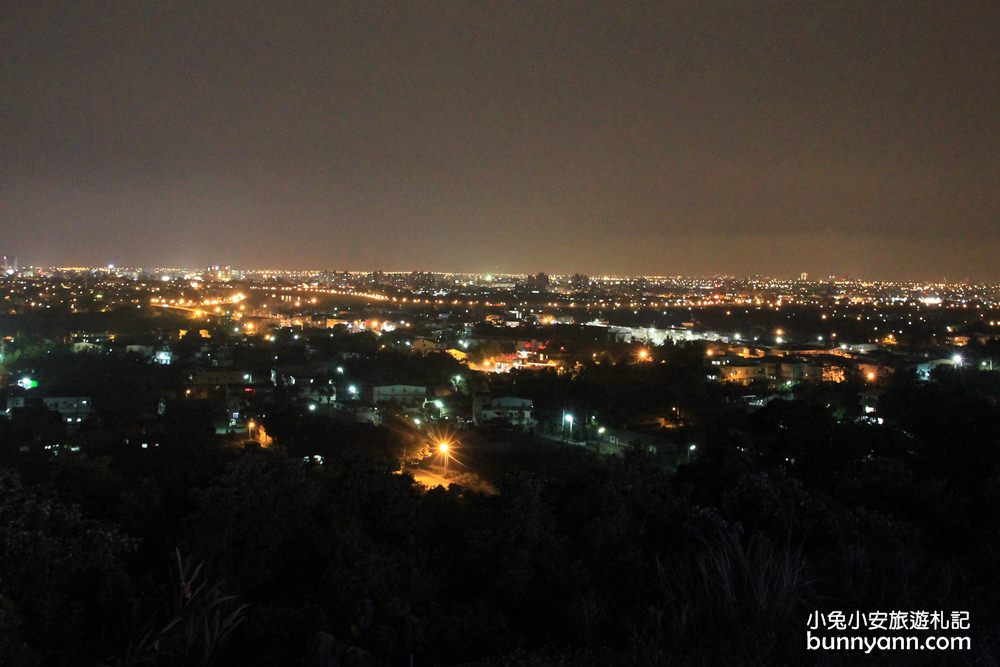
438, 440, 452, 473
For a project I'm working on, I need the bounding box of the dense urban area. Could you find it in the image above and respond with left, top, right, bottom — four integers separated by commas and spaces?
3, 264, 1000, 665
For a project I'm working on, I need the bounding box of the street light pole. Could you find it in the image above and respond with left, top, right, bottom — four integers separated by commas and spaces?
438, 441, 450, 474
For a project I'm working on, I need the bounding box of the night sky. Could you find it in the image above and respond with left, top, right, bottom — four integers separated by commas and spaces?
2, 2, 997, 279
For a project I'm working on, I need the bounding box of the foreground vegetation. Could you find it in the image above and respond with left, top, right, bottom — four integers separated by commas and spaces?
2, 350, 1000, 664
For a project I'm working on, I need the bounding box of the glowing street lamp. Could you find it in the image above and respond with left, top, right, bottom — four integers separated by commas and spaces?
438, 441, 451, 473
688, 443, 697, 462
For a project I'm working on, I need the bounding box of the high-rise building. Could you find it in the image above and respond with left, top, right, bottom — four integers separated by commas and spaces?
525, 272, 550, 290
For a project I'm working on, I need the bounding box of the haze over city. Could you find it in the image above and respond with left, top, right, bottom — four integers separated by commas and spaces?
2, 2, 998, 279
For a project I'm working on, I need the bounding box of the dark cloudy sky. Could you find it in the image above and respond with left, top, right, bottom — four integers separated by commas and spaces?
1, 1, 997, 279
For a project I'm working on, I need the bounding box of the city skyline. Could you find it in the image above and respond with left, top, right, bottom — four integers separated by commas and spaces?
3, 2, 998, 280
3, 258, 1000, 285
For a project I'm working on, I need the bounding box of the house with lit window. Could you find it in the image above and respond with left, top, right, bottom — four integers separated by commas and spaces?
720, 360, 766, 385
7, 395, 93, 425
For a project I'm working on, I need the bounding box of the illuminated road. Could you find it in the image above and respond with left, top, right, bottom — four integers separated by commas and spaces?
404, 465, 497, 494
154, 304, 216, 316
409, 467, 452, 489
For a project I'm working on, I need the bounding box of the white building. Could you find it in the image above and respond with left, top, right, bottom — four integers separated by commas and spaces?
472, 396, 534, 427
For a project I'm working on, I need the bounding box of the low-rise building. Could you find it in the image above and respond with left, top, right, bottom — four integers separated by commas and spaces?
333, 401, 381, 424
8, 396, 94, 424
191, 369, 253, 386
720, 360, 766, 384
373, 384, 427, 406
472, 396, 533, 427
411, 337, 444, 354
595, 427, 670, 456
